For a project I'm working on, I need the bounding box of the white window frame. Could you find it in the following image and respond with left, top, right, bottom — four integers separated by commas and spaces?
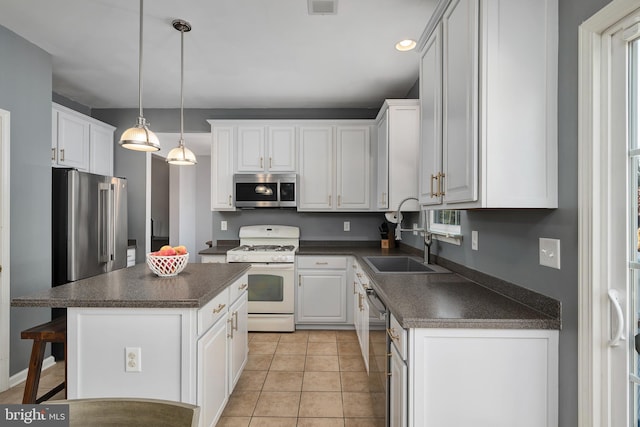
428, 209, 462, 245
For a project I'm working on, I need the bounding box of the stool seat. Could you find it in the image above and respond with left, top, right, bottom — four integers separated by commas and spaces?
21, 316, 67, 404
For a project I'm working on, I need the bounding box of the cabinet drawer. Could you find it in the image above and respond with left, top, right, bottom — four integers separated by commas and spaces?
229, 274, 248, 304
388, 313, 407, 360
297, 256, 347, 270
198, 288, 230, 335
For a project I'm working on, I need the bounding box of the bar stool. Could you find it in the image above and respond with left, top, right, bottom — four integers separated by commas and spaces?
20, 315, 67, 404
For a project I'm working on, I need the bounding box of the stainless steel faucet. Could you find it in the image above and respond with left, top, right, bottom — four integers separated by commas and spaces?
393, 196, 433, 264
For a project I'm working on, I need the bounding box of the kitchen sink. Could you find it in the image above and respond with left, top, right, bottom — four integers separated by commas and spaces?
363, 256, 451, 274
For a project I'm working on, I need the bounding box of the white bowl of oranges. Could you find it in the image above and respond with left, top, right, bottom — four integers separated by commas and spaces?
146, 245, 189, 277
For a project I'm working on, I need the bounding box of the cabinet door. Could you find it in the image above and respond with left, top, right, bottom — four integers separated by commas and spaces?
228, 292, 248, 392
89, 125, 114, 176
197, 316, 228, 427
211, 127, 236, 210
297, 270, 347, 323
419, 25, 443, 206
389, 344, 407, 427
268, 126, 297, 172
442, 0, 479, 204
236, 126, 265, 172
376, 112, 389, 210
201, 255, 227, 263
57, 109, 90, 170
336, 126, 370, 210
298, 127, 333, 210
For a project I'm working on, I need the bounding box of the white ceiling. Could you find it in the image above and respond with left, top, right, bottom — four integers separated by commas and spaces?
0, 0, 435, 109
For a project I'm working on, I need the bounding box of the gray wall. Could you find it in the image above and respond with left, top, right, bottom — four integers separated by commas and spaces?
426, 1, 610, 426
151, 155, 170, 238
0, 25, 53, 374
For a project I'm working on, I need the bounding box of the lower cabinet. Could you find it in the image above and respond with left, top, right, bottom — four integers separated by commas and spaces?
198, 314, 229, 427
409, 327, 559, 427
228, 291, 248, 392
296, 256, 348, 325
389, 342, 407, 427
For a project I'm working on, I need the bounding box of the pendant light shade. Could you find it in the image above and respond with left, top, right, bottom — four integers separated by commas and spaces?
119, 0, 160, 152
167, 19, 196, 165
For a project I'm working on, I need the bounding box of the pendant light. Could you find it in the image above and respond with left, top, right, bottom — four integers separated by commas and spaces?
119, 0, 160, 152
166, 19, 197, 165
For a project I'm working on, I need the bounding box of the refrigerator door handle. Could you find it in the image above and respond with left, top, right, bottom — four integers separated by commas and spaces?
98, 182, 110, 263
109, 183, 116, 262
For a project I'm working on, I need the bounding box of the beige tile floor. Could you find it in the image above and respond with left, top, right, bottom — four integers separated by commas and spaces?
218, 329, 385, 427
0, 330, 385, 426
0, 360, 66, 404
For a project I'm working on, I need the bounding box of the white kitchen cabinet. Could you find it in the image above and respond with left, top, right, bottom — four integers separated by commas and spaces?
298, 126, 334, 210
90, 124, 114, 176
409, 327, 558, 427
198, 313, 228, 427
418, 0, 558, 209
389, 341, 407, 427
227, 290, 248, 392
336, 126, 370, 210
352, 260, 370, 372
52, 103, 115, 175
296, 256, 348, 324
235, 125, 296, 173
210, 125, 236, 211
375, 100, 420, 211
298, 124, 372, 211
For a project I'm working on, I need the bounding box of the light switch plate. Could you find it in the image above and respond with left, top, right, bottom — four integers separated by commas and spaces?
125, 347, 142, 372
539, 238, 561, 269
221, 220, 227, 231
471, 231, 478, 251
344, 221, 350, 232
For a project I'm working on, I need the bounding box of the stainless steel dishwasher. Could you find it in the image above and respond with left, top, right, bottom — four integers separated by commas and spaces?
366, 287, 389, 425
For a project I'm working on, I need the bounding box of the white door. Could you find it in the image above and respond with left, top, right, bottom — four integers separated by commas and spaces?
298, 127, 333, 210
0, 109, 9, 392
579, 4, 640, 426
236, 126, 265, 172
336, 126, 370, 210
376, 111, 389, 210
268, 126, 296, 172
211, 127, 235, 210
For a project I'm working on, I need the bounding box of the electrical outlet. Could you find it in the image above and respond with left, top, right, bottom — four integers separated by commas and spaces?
344, 221, 350, 232
413, 223, 418, 236
471, 231, 478, 251
539, 238, 561, 269
221, 220, 227, 231
125, 347, 142, 372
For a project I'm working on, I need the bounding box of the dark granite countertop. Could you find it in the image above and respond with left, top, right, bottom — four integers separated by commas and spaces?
199, 240, 560, 329
296, 242, 561, 330
11, 263, 251, 309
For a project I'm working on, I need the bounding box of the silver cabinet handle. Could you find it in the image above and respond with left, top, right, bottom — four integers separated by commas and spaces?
52, 148, 56, 161
269, 157, 272, 169
315, 262, 329, 265
238, 283, 248, 291
60, 148, 65, 161
233, 311, 239, 332
387, 327, 400, 342
228, 195, 232, 206
213, 303, 226, 314
298, 274, 301, 286
260, 157, 264, 169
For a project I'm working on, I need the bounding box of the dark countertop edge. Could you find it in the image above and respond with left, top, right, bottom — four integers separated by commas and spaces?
11, 264, 252, 309
401, 318, 562, 330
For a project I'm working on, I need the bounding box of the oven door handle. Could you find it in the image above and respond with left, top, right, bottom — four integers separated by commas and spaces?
250, 263, 295, 270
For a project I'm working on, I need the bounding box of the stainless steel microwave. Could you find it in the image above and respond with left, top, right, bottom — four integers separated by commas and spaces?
233, 173, 297, 208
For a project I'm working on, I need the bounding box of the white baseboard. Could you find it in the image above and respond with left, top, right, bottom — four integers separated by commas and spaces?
8, 356, 57, 388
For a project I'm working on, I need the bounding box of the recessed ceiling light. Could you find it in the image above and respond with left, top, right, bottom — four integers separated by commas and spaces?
395, 39, 417, 52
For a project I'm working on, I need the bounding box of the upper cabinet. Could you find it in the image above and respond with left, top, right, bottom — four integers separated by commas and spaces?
418, 0, 558, 209
236, 125, 296, 173
210, 125, 236, 211
376, 100, 420, 212
52, 103, 115, 176
298, 123, 372, 211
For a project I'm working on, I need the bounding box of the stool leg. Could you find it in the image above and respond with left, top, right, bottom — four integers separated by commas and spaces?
64, 339, 67, 398
22, 340, 45, 404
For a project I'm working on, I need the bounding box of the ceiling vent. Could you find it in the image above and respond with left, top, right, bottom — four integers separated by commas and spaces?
308, 0, 337, 15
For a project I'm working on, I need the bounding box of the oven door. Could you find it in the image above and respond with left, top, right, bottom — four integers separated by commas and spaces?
247, 263, 295, 313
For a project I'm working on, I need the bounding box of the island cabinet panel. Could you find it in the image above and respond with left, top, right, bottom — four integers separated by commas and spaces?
198, 314, 229, 427
409, 328, 559, 427
66, 308, 191, 402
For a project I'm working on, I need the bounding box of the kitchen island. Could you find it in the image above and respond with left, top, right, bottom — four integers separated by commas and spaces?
12, 263, 251, 427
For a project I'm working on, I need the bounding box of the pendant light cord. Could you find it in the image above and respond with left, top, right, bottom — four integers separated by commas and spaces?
180, 26, 185, 146
138, 0, 144, 119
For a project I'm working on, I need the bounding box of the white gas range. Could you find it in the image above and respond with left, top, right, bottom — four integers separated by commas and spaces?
226, 225, 299, 332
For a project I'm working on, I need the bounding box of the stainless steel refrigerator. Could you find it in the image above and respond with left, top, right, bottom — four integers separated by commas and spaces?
52, 168, 128, 286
